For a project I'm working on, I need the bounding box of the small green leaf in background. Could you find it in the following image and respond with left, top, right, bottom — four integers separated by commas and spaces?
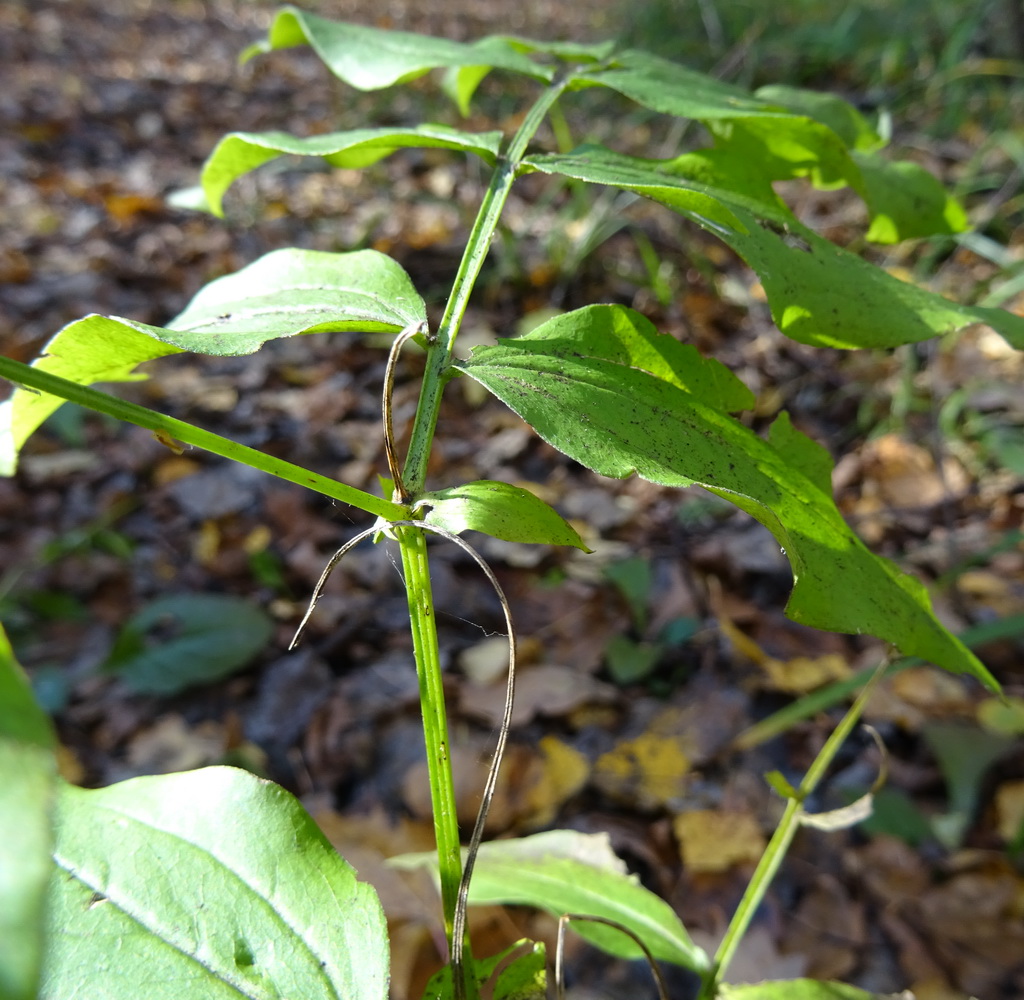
0, 625, 56, 1000
201, 125, 503, 216
102, 593, 273, 695
43, 767, 388, 1000
922, 721, 1015, 849
605, 635, 663, 685
718, 979, 902, 999
605, 556, 653, 631
0, 248, 426, 476
416, 480, 590, 550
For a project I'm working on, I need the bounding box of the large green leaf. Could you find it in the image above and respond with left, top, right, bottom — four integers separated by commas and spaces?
718, 982, 900, 1000
102, 594, 274, 695
201, 125, 503, 216
393, 830, 708, 972
0, 627, 56, 1000
415, 480, 589, 550
43, 767, 388, 1000
0, 248, 426, 475
522, 147, 1024, 351
457, 306, 997, 688
246, 7, 550, 112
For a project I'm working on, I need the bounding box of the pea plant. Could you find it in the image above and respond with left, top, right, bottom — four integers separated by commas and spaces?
2, 9, 1021, 1000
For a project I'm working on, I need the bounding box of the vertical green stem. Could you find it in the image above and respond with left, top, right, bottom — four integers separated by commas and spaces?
402, 74, 571, 495
398, 524, 463, 943
697, 660, 889, 999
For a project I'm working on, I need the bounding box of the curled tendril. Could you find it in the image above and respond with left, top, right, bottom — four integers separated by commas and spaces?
381, 320, 428, 504
555, 914, 669, 1000
290, 518, 516, 1000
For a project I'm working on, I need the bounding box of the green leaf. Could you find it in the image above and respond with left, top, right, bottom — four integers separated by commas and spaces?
420, 940, 546, 1000
0, 627, 56, 1000
394, 830, 707, 972
201, 125, 503, 216
854, 152, 970, 243
457, 313, 997, 688
247, 8, 550, 101
507, 303, 755, 412
522, 147, 750, 235
605, 636, 663, 684
524, 145, 1024, 351
605, 556, 653, 631
580, 49, 780, 120
0, 248, 425, 475
415, 480, 589, 550
752, 85, 883, 152
718, 980, 901, 1000
464, 837, 707, 972
42, 767, 388, 1000
103, 594, 273, 695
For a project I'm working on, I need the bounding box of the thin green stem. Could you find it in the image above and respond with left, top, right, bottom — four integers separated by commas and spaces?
698, 658, 890, 999
0, 357, 405, 521
402, 74, 572, 494
397, 526, 465, 951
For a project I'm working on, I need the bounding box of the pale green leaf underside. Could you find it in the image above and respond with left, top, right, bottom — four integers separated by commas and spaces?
0, 628, 57, 1000
416, 480, 589, 550
524, 147, 1024, 351
458, 315, 996, 688
718, 980, 897, 1000
248, 7, 551, 93
0, 248, 425, 475
467, 855, 706, 971
201, 125, 503, 216
42, 768, 387, 1000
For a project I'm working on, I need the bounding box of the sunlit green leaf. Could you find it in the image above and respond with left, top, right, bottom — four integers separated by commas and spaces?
0, 248, 425, 475
416, 480, 589, 550
420, 940, 546, 1000
753, 84, 883, 152
523, 145, 1024, 351
458, 310, 997, 688
0, 627, 56, 1000
43, 767, 388, 1000
201, 125, 503, 216
246, 7, 550, 95
718, 980, 899, 999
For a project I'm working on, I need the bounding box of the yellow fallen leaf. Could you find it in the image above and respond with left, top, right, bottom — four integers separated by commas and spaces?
593, 731, 692, 809
673, 809, 766, 873
521, 735, 590, 829
995, 780, 1024, 844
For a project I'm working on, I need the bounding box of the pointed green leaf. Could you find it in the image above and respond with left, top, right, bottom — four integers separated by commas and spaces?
580, 49, 779, 120
465, 841, 707, 971
0, 248, 426, 474
246, 7, 550, 95
395, 830, 707, 973
753, 85, 883, 152
201, 125, 503, 217
0, 627, 57, 1000
524, 145, 1024, 351
457, 325, 998, 688
43, 767, 388, 1000
854, 152, 970, 243
415, 480, 589, 550
102, 594, 274, 695
506, 304, 755, 412
522, 147, 749, 235
718, 981, 900, 1000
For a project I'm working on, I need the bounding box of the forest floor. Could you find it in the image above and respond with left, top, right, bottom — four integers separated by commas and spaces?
3, 1, 1024, 998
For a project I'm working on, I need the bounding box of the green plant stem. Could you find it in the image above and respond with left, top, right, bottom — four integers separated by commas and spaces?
0, 357, 405, 521
698, 659, 890, 999
402, 74, 571, 495
397, 525, 466, 958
